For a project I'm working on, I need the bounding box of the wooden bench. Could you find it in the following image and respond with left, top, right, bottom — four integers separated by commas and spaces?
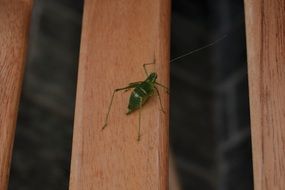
1, 0, 285, 189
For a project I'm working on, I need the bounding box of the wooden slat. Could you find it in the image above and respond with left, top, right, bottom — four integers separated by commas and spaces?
0, 1, 33, 189
69, 0, 170, 189
244, 0, 285, 189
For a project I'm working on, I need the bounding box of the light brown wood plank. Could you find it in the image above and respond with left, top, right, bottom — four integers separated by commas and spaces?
244, 0, 285, 189
69, 0, 170, 189
0, 0, 33, 189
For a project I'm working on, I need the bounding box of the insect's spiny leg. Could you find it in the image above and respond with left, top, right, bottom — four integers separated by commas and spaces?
154, 86, 166, 114
124, 81, 142, 92
137, 97, 143, 141
102, 85, 136, 130
155, 82, 169, 94
102, 90, 117, 130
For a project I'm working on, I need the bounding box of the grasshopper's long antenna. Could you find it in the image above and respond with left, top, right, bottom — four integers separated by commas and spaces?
170, 34, 227, 63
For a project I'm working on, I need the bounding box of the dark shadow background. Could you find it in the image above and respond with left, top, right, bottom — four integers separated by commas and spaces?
8, 0, 253, 189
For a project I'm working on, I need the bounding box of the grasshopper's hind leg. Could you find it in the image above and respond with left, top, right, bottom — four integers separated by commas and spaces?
137, 97, 143, 141
124, 81, 142, 92
102, 84, 137, 130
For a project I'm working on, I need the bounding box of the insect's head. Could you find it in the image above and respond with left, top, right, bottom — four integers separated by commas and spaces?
146, 72, 157, 83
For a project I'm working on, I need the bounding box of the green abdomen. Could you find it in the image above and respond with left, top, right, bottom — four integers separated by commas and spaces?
127, 82, 154, 114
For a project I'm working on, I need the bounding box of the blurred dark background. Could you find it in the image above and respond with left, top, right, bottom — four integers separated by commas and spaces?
8, 0, 253, 190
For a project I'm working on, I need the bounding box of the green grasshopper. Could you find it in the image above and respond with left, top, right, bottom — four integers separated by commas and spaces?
102, 35, 227, 141
102, 58, 168, 141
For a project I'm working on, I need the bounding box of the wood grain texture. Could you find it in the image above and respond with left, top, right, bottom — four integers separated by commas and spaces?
69, 0, 170, 189
244, 0, 285, 189
0, 0, 33, 189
